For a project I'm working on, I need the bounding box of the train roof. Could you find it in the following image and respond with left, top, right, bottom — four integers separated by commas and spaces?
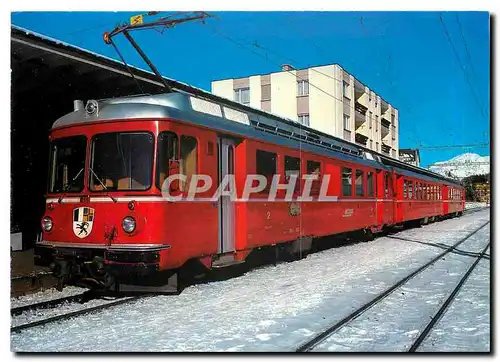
53, 92, 461, 187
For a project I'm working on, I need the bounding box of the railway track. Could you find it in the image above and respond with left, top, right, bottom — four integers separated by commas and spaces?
11, 293, 90, 316
11, 295, 148, 333
408, 241, 490, 352
296, 220, 490, 352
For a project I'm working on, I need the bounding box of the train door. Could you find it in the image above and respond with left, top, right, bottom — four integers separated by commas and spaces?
383, 171, 394, 225
395, 174, 404, 223
217, 137, 235, 254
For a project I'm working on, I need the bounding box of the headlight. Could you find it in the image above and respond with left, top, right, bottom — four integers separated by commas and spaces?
42, 216, 53, 232
122, 216, 136, 233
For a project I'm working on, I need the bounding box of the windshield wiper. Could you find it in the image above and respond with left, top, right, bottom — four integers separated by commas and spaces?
58, 168, 84, 204
89, 167, 117, 203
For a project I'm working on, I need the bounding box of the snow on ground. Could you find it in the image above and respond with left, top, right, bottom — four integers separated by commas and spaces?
465, 202, 489, 210
11, 210, 490, 352
312, 224, 490, 352
417, 257, 490, 352
11, 286, 88, 309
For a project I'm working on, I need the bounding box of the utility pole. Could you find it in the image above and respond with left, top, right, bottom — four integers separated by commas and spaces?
103, 11, 214, 93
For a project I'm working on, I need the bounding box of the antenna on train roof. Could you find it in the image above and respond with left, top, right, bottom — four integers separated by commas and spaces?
103, 11, 214, 93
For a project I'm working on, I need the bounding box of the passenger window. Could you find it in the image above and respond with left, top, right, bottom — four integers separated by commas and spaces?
180, 136, 198, 192
342, 167, 352, 196
403, 180, 408, 199
256, 149, 277, 193
408, 180, 413, 199
307, 160, 321, 195
285, 155, 301, 193
367, 171, 374, 197
156, 131, 178, 190
355, 170, 364, 196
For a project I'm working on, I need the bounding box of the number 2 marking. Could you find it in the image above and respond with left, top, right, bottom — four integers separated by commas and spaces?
266, 211, 271, 220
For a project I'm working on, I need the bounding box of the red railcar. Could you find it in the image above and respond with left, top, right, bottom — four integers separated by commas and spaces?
36, 92, 465, 292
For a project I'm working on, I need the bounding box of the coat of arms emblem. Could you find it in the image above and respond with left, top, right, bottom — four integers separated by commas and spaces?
73, 207, 95, 238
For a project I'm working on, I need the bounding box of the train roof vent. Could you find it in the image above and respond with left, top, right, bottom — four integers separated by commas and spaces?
223, 107, 250, 125
190, 96, 222, 117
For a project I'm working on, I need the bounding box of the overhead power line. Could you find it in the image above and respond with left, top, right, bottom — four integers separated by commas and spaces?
419, 143, 489, 150
439, 14, 488, 122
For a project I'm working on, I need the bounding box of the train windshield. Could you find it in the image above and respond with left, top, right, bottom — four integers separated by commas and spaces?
89, 132, 154, 191
48, 136, 87, 193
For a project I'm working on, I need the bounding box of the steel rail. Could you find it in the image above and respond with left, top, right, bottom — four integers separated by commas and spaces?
11, 296, 147, 333
295, 220, 490, 352
408, 241, 491, 352
11, 294, 89, 316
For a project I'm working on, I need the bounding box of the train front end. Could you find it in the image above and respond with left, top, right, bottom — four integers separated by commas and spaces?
36, 99, 179, 292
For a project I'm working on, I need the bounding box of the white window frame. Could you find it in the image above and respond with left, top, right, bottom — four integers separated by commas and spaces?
343, 114, 350, 130
298, 114, 310, 126
343, 81, 349, 97
234, 87, 250, 104
297, 80, 309, 96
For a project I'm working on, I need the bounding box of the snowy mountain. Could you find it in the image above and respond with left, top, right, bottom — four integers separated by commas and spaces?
429, 153, 490, 180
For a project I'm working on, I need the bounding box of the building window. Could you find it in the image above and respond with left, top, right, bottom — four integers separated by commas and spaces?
342, 167, 352, 196
298, 114, 310, 127
297, 80, 309, 96
369, 111, 372, 129
261, 84, 271, 101
256, 149, 277, 193
370, 140, 373, 149
391, 114, 395, 123
343, 114, 350, 130
376, 142, 379, 151
234, 88, 250, 104
375, 97, 378, 108
375, 115, 378, 131
343, 81, 349, 97
355, 170, 364, 196
367, 171, 374, 196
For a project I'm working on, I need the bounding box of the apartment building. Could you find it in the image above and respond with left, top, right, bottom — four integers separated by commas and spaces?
211, 63, 399, 158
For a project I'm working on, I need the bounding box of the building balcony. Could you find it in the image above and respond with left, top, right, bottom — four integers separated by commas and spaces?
381, 143, 391, 155
355, 110, 366, 129
381, 124, 390, 138
381, 99, 389, 114
381, 115, 391, 128
355, 132, 368, 146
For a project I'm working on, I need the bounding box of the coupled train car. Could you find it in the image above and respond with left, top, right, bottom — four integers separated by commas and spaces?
35, 91, 465, 292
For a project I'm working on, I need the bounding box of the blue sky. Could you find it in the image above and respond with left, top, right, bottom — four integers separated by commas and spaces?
11, 11, 490, 166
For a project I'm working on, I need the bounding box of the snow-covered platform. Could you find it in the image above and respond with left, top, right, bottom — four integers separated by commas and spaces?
11, 209, 490, 352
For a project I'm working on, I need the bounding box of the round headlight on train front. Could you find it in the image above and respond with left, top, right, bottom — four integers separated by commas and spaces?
42, 216, 53, 232
122, 216, 136, 233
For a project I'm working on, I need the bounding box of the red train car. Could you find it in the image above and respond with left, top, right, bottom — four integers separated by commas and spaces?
36, 92, 465, 292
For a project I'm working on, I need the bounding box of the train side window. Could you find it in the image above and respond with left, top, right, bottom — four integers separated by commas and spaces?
403, 180, 408, 199
355, 170, 364, 196
180, 136, 198, 192
156, 131, 179, 190
408, 180, 413, 199
367, 171, 374, 197
307, 160, 321, 195
285, 155, 301, 193
256, 149, 277, 193
342, 168, 352, 196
